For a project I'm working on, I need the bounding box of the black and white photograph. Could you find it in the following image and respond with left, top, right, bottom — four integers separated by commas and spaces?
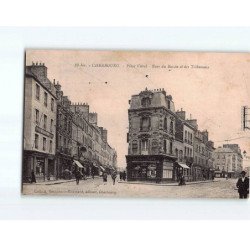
22, 50, 250, 198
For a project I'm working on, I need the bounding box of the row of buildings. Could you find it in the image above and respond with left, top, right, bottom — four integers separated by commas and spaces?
23, 62, 117, 182
126, 88, 243, 182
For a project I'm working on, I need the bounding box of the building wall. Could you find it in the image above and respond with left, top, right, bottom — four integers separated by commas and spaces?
24, 76, 57, 155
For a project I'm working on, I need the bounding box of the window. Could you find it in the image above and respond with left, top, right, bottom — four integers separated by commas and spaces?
163, 169, 172, 178
141, 139, 149, 155
170, 121, 173, 134
50, 119, 53, 133
163, 140, 167, 153
167, 100, 171, 109
51, 98, 54, 111
35, 134, 39, 149
35, 109, 39, 124
43, 115, 47, 130
190, 134, 193, 144
185, 131, 187, 142
43, 137, 46, 151
49, 140, 52, 153
141, 117, 150, 131
35, 84, 40, 100
151, 140, 158, 154
44, 92, 48, 107
164, 117, 167, 130
170, 141, 173, 155
141, 97, 151, 107
132, 140, 138, 154
179, 150, 183, 162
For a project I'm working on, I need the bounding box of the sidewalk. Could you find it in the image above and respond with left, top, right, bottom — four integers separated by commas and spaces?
117, 179, 219, 187
23, 176, 102, 185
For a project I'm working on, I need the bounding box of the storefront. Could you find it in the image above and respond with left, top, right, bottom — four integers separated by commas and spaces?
23, 150, 56, 182
56, 153, 73, 179
126, 155, 176, 183
174, 162, 190, 182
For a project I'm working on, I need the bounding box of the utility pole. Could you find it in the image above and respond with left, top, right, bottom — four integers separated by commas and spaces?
242, 106, 250, 131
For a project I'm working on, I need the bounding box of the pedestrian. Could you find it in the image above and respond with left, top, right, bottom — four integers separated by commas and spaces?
75, 169, 81, 185
236, 171, 249, 199
91, 167, 95, 179
123, 170, 126, 181
31, 170, 36, 183
111, 171, 117, 185
119, 171, 122, 181
102, 172, 108, 183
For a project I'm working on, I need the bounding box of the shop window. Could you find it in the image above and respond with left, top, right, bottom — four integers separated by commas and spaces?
35, 134, 39, 149
163, 169, 172, 178
35, 84, 40, 100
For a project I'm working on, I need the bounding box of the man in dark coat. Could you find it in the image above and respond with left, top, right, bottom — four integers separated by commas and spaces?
31, 170, 36, 183
236, 171, 249, 199
75, 169, 81, 185
123, 170, 126, 181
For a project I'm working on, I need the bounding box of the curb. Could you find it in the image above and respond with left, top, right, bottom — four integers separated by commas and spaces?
117, 180, 219, 187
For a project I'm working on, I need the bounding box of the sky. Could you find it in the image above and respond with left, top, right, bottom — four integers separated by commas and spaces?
26, 50, 250, 168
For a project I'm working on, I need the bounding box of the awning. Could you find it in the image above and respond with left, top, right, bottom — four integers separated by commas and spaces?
74, 160, 84, 169
176, 162, 190, 169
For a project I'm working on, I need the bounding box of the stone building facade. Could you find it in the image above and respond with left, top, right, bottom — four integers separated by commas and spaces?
213, 144, 243, 178
126, 88, 177, 182
175, 110, 195, 181
54, 81, 73, 179
23, 63, 117, 182
23, 63, 57, 182
126, 87, 215, 183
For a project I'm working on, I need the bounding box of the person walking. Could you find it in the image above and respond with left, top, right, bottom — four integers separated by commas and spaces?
236, 171, 249, 199
119, 171, 122, 181
102, 172, 108, 184
123, 170, 126, 181
111, 171, 117, 185
91, 167, 95, 179
75, 169, 81, 185
31, 170, 36, 183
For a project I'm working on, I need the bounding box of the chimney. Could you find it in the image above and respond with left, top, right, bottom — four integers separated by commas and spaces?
176, 109, 186, 120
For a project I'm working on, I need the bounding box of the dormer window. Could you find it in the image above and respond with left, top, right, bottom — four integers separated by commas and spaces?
141, 97, 151, 107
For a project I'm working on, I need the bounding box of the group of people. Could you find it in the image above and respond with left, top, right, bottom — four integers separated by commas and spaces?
119, 171, 127, 181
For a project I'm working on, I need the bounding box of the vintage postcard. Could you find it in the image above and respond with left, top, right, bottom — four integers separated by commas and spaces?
22, 50, 250, 198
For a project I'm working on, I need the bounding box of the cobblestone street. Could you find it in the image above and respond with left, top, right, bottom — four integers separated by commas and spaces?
22, 177, 241, 199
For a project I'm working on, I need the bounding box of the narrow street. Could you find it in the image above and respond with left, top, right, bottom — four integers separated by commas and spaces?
23, 177, 241, 199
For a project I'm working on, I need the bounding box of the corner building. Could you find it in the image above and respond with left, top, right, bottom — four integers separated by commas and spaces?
126, 88, 177, 182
